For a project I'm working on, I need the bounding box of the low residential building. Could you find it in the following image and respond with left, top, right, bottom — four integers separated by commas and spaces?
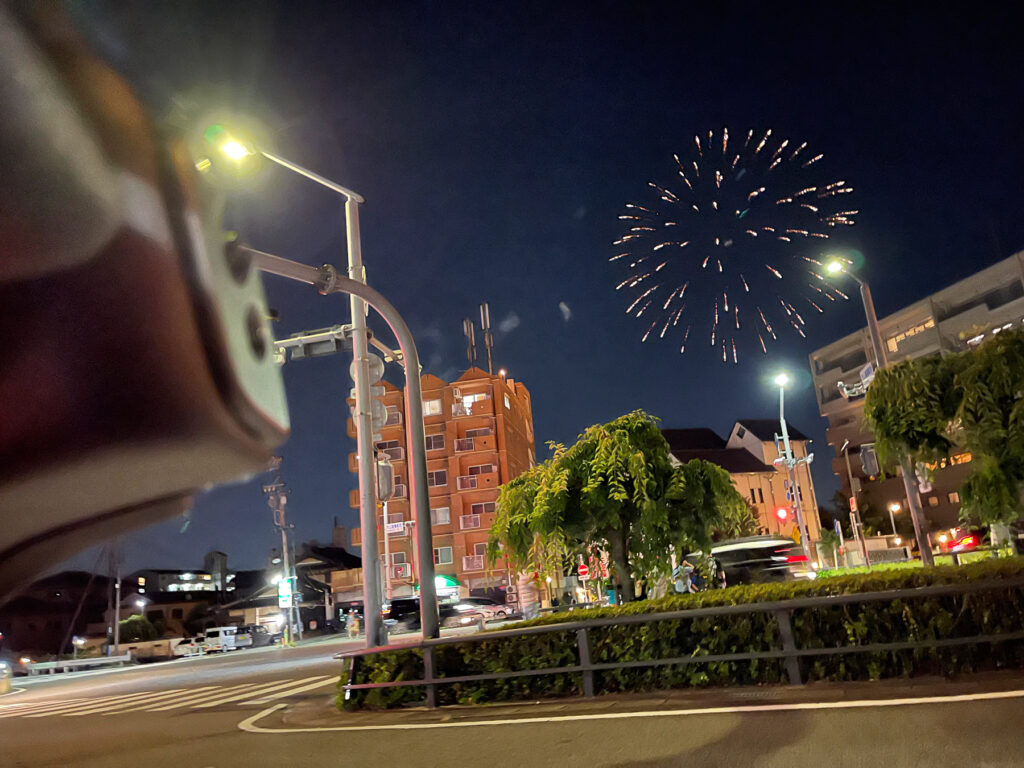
809, 252, 1024, 533
348, 366, 536, 605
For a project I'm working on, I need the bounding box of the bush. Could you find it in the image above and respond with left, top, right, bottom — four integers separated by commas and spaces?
340, 558, 1024, 710
118, 614, 158, 642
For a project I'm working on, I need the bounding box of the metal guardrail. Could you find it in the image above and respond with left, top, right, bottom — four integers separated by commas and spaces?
27, 654, 132, 676
338, 576, 1024, 707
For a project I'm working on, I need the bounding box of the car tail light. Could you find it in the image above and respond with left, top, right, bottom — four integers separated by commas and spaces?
785, 554, 809, 563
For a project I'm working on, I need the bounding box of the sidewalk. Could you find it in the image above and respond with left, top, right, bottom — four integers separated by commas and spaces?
277, 669, 1024, 730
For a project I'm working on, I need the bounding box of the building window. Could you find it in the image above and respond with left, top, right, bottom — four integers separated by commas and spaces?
431, 507, 450, 525
434, 546, 453, 565
948, 491, 960, 504
504, 394, 511, 410
474, 542, 487, 556
385, 405, 402, 426
886, 318, 936, 353
758, 487, 765, 504
468, 464, 496, 476
377, 440, 400, 450
462, 392, 488, 405
466, 427, 493, 438
471, 501, 496, 515
427, 470, 448, 487
737, 427, 746, 439
423, 398, 442, 416
460, 514, 482, 530
749, 488, 756, 505
137, 577, 146, 586
425, 434, 445, 451
390, 552, 407, 565
928, 496, 939, 507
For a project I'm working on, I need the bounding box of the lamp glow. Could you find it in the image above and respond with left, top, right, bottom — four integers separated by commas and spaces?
774, 372, 790, 387
220, 140, 251, 160
825, 260, 844, 275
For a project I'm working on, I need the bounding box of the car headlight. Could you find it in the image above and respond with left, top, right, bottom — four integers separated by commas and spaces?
460, 616, 474, 624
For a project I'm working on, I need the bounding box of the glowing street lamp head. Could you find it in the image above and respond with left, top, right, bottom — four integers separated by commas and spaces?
774, 372, 790, 388
825, 260, 844, 275
220, 140, 252, 160
888, 502, 901, 513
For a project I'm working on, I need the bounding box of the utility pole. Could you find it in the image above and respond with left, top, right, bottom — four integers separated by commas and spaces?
263, 457, 300, 645
111, 544, 121, 657
774, 376, 814, 562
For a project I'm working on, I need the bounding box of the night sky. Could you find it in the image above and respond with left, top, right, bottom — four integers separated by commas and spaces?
61, 2, 1024, 574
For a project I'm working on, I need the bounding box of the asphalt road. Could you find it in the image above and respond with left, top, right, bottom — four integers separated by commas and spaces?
3, 641, 1024, 768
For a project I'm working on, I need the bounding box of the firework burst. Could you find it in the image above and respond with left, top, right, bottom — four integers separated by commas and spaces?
613, 128, 855, 363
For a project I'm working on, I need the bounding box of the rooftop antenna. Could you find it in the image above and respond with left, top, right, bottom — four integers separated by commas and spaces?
463, 317, 477, 366
479, 302, 493, 374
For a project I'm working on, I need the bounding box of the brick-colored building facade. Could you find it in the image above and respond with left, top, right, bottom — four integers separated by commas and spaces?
347, 367, 535, 604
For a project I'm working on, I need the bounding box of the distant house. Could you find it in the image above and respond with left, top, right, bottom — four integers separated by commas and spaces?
663, 422, 822, 543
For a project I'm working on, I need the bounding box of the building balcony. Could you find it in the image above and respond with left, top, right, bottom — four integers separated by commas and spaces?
385, 409, 402, 427
459, 513, 481, 530
389, 563, 412, 580
454, 437, 475, 452
456, 475, 478, 490
452, 399, 493, 418
379, 446, 405, 462
462, 555, 485, 572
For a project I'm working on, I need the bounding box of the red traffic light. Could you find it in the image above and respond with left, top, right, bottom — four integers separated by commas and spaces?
776, 507, 789, 521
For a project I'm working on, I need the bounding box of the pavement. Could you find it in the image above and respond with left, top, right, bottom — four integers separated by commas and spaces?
3, 638, 1024, 767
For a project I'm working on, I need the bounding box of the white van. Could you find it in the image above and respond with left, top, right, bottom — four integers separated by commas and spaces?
202, 626, 238, 652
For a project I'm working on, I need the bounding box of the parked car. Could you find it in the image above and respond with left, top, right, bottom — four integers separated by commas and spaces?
381, 599, 485, 630
232, 626, 253, 648
687, 536, 816, 586
453, 597, 517, 620
247, 624, 277, 647
172, 636, 206, 657
202, 626, 239, 652
0, 650, 33, 676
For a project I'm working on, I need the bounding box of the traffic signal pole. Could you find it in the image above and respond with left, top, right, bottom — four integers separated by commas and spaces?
239, 245, 440, 639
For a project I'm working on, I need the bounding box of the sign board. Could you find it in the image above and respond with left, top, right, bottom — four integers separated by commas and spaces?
277, 577, 293, 609
385, 521, 405, 535
849, 496, 857, 512
578, 563, 590, 580
860, 362, 876, 387
834, 520, 843, 537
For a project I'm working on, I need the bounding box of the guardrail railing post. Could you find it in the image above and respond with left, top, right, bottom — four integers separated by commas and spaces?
576, 628, 595, 697
423, 645, 437, 708
773, 609, 802, 685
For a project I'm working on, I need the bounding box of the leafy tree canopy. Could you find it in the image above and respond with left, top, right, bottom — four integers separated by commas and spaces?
865, 328, 1024, 527
487, 410, 751, 599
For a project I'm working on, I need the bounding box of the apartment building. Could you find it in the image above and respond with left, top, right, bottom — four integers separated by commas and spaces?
809, 252, 1024, 532
663, 423, 822, 543
347, 366, 536, 604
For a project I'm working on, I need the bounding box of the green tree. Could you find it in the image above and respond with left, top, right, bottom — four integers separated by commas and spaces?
118, 614, 158, 642
487, 410, 749, 601
865, 327, 1024, 538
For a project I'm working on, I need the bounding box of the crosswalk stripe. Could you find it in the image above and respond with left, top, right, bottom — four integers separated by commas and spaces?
65, 688, 197, 716
20, 694, 133, 719
243, 676, 336, 704
191, 676, 331, 708
145, 682, 270, 712
0, 699, 91, 718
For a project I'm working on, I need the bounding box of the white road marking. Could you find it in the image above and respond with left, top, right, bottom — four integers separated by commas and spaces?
237, 688, 1024, 734
191, 678, 328, 709
145, 682, 271, 712
20, 695, 130, 718
68, 688, 201, 716
0, 698, 91, 717
241, 676, 335, 705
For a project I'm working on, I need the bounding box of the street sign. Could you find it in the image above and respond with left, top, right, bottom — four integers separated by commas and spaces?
849, 496, 857, 512
578, 563, 589, 580
385, 521, 404, 535
859, 362, 875, 387
277, 577, 293, 608
834, 520, 843, 537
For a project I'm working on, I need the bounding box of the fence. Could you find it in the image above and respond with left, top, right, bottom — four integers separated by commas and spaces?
338, 576, 1024, 708
27, 654, 132, 676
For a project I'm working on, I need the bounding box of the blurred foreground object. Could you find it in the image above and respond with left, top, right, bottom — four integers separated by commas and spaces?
0, 4, 289, 597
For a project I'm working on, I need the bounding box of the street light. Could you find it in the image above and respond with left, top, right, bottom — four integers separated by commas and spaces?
888, 502, 901, 537
772, 371, 813, 561
825, 256, 935, 566
200, 124, 439, 642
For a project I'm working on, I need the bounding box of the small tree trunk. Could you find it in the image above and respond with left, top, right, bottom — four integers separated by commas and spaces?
607, 528, 635, 602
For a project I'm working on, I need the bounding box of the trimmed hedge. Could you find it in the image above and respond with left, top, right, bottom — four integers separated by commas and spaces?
339, 558, 1024, 710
